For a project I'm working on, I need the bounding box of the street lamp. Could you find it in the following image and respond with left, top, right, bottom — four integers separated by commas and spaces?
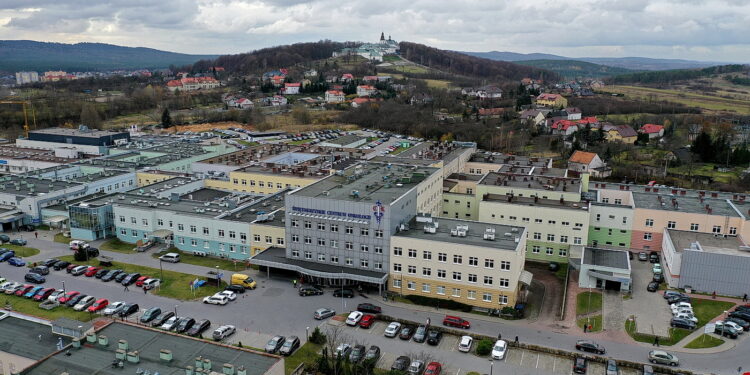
489, 360, 494, 375
306, 326, 310, 341
62, 280, 66, 294
174, 304, 178, 316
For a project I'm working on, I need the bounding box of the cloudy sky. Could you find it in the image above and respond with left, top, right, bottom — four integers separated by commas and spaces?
1, 0, 749, 62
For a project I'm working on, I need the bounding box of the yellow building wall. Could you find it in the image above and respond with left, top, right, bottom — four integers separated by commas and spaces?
250, 224, 286, 255
136, 172, 177, 187
206, 172, 322, 195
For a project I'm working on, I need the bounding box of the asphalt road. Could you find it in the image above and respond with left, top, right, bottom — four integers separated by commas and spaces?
1, 236, 745, 374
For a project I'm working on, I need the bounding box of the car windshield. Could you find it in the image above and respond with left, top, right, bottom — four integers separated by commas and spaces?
607, 362, 616, 370
282, 341, 293, 348
494, 343, 505, 351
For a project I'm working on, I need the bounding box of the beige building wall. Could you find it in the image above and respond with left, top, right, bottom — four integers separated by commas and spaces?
416, 169, 445, 217
250, 224, 286, 255
205, 173, 321, 195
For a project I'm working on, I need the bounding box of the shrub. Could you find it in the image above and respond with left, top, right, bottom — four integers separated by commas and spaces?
309, 327, 327, 345
475, 339, 493, 356
403, 295, 473, 312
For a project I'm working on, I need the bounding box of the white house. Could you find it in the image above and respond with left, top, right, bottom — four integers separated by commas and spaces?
356, 85, 378, 97
325, 90, 345, 103
568, 151, 610, 177
284, 83, 301, 95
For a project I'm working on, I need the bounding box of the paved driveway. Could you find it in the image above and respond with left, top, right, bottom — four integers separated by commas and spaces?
622, 260, 672, 337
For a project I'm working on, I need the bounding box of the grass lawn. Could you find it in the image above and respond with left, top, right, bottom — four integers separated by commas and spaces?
691, 298, 736, 326
576, 292, 603, 315
288, 139, 314, 145
54, 233, 70, 244
152, 249, 248, 271
684, 334, 725, 349
237, 140, 259, 147
422, 79, 451, 89
624, 319, 691, 346
100, 238, 137, 254
3, 244, 40, 258
284, 342, 322, 375
55, 255, 225, 301
1, 294, 94, 322
576, 315, 603, 332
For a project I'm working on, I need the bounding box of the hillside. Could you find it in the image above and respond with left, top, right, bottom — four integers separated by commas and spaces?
191, 41, 348, 74
0, 40, 217, 72
513, 59, 634, 79
607, 64, 747, 85
461, 51, 568, 62
399, 42, 557, 82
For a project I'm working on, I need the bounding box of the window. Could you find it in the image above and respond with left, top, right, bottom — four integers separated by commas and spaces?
468, 257, 478, 266
509, 216, 516, 221
360, 228, 369, 236
484, 259, 494, 268
375, 230, 383, 238
422, 284, 431, 293
318, 254, 326, 261
374, 262, 382, 270
317, 222, 326, 230
601, 198, 609, 203
423, 251, 432, 260
331, 255, 339, 263
277, 238, 284, 245
560, 235, 568, 243
645, 218, 654, 227
573, 237, 582, 245
177, 236, 184, 244
467, 290, 476, 300
546, 247, 554, 255
218, 229, 224, 237
437, 286, 445, 295
500, 261, 511, 271
452, 272, 461, 281
393, 263, 402, 272
264, 236, 272, 244
422, 267, 432, 276
407, 281, 416, 290
499, 278, 510, 288
667, 221, 676, 229
190, 225, 197, 233
559, 248, 568, 257
393, 247, 402, 256
304, 221, 312, 229
393, 279, 401, 288
131, 217, 136, 224
712, 225, 722, 234
291, 234, 299, 243
119, 216, 125, 223
532, 245, 540, 254
533, 232, 541, 240
407, 265, 416, 274
547, 234, 555, 242
468, 274, 477, 283
730, 227, 737, 235
304, 236, 312, 244
202, 227, 209, 235
408, 249, 417, 258
534, 218, 543, 223
561, 221, 570, 226
643, 233, 652, 241
374, 246, 383, 254
229, 231, 236, 239
361, 259, 369, 268
157, 219, 163, 226
120, 228, 126, 235
345, 226, 353, 234
499, 295, 508, 305
345, 242, 353, 250
330, 224, 338, 232
141, 218, 148, 226
318, 238, 326, 246
240, 233, 247, 241
437, 269, 446, 279
453, 255, 462, 264
291, 249, 299, 257
548, 220, 556, 225
438, 253, 447, 262
361, 244, 369, 252
291, 219, 299, 227
690, 223, 699, 231
330, 240, 337, 248
345, 258, 353, 266
483, 293, 492, 302
451, 288, 461, 297
178, 224, 184, 232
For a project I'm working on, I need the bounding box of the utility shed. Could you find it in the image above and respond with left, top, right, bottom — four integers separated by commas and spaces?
579, 247, 631, 292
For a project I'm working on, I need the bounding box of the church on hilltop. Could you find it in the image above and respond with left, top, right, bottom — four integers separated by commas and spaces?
332, 32, 399, 62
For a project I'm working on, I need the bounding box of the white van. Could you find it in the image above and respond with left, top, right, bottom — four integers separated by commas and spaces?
159, 253, 181, 263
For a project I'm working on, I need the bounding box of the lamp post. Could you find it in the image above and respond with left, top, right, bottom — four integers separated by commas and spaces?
174, 304, 178, 316
306, 326, 310, 341
489, 360, 494, 375
62, 280, 66, 294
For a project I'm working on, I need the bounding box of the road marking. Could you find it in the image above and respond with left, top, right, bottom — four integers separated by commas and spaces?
455, 368, 461, 375
535, 353, 540, 368
520, 350, 525, 365
552, 356, 556, 373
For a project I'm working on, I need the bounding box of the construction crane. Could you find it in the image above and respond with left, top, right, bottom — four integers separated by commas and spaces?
0, 100, 36, 137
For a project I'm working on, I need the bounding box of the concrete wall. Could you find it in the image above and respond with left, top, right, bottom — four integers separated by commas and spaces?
679, 250, 750, 297
660, 230, 682, 287
631, 208, 743, 251
206, 173, 320, 195
588, 203, 633, 248
441, 192, 478, 220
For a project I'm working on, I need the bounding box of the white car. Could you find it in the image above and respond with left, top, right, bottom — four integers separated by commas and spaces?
335, 343, 352, 357
3, 282, 21, 294
142, 278, 161, 290
103, 301, 126, 316
203, 295, 229, 305
673, 312, 698, 324
0, 281, 12, 291
345, 311, 364, 326
458, 336, 473, 353
671, 306, 693, 316
491, 340, 508, 359
160, 316, 180, 330
217, 290, 237, 301
384, 322, 402, 337
73, 296, 96, 311
212, 325, 236, 340
670, 302, 692, 311
47, 289, 65, 302
717, 320, 744, 333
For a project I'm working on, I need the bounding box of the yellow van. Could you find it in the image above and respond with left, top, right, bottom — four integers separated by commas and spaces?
230, 273, 257, 289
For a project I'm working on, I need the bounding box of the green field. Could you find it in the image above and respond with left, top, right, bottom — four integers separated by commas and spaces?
684, 334, 724, 349
55, 255, 224, 300
576, 291, 603, 315
422, 79, 452, 89
152, 249, 248, 271
600, 85, 750, 114
100, 238, 137, 254
625, 319, 691, 346
3, 244, 40, 258
576, 315, 603, 332
691, 298, 736, 326
1, 294, 94, 322
284, 342, 322, 375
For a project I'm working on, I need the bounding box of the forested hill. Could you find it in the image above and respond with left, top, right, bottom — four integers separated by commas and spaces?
0, 40, 216, 72
607, 64, 748, 84
399, 42, 557, 82
191, 41, 347, 74
512, 59, 634, 79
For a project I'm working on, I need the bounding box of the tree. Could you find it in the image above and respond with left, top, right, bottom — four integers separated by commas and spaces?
161, 108, 172, 128
292, 106, 312, 124
690, 131, 713, 162
79, 103, 101, 128
475, 339, 493, 356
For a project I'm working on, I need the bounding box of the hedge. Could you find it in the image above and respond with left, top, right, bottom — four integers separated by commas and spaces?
403, 295, 473, 312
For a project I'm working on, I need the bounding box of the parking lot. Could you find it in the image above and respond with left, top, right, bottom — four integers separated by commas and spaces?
623, 259, 673, 337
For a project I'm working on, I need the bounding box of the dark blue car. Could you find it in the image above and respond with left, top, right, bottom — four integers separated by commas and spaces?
8, 257, 26, 267
0, 251, 15, 262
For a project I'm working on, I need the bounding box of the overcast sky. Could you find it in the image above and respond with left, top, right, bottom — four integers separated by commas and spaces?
1, 0, 748, 62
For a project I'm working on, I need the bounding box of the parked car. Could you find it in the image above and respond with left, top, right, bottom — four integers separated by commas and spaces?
491, 340, 508, 360
413, 324, 428, 343
638, 252, 648, 261
673, 312, 698, 324
332, 288, 354, 298
426, 330, 443, 345
652, 263, 663, 274
30, 265, 49, 275
187, 319, 211, 337
121, 273, 141, 286
103, 301, 126, 316
399, 326, 414, 340
73, 296, 97, 311
345, 311, 364, 326
649, 252, 659, 263
217, 290, 236, 301
118, 303, 139, 317
424, 362, 441, 375
670, 302, 693, 314
134, 276, 150, 287
458, 336, 473, 352
357, 303, 382, 314
94, 269, 109, 278
212, 325, 236, 341
1, 282, 21, 294
391, 356, 410, 371
14, 284, 33, 297
70, 265, 88, 276
648, 350, 679, 366
299, 286, 324, 296
729, 311, 750, 322
265, 335, 285, 354
203, 294, 229, 305
101, 269, 121, 282
606, 359, 619, 375
359, 314, 376, 329
727, 317, 750, 331
142, 278, 161, 290
334, 343, 352, 358
349, 344, 366, 363
66, 293, 87, 307
88, 298, 109, 312
8, 257, 25, 267
160, 316, 181, 330
57, 291, 80, 304
114, 272, 129, 283
407, 360, 425, 375
24, 286, 43, 298
575, 340, 606, 354
670, 317, 697, 330
717, 320, 744, 333
0, 251, 15, 262
24, 272, 45, 284
364, 345, 381, 363
279, 336, 300, 356
647, 281, 660, 292
52, 261, 70, 271
159, 253, 181, 263
10, 238, 26, 246
652, 273, 664, 283
666, 294, 691, 304
140, 307, 162, 323
443, 315, 470, 329
33, 288, 55, 301
84, 266, 101, 277
152, 311, 175, 327
573, 357, 588, 374
0, 234, 9, 243
382, 322, 401, 338
175, 317, 196, 334
224, 284, 246, 294
65, 264, 78, 273
715, 322, 740, 339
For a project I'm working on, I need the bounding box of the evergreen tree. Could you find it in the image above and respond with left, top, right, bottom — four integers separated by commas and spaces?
690, 131, 713, 162
161, 108, 172, 128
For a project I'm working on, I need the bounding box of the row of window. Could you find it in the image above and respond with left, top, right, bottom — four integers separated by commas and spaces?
644, 219, 736, 234
489, 214, 584, 228
119, 229, 248, 254
119, 216, 249, 240
530, 246, 568, 256
392, 279, 509, 304
290, 250, 383, 270
594, 214, 627, 224
291, 236, 384, 252
531, 232, 582, 244
252, 234, 285, 245
232, 179, 299, 189
290, 220, 385, 237
599, 198, 623, 205
392, 264, 511, 288
392, 248, 509, 269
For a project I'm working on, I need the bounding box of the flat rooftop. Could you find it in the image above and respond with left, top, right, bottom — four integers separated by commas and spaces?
479, 172, 583, 193
483, 193, 589, 211
667, 229, 750, 256
582, 247, 630, 269
469, 153, 552, 167
130, 177, 194, 193
632, 192, 740, 217
181, 188, 233, 202
0, 315, 68, 361
0, 146, 79, 164
291, 162, 439, 204
23, 322, 279, 375
446, 173, 483, 182
394, 216, 525, 250
223, 190, 287, 225
0, 175, 82, 196
590, 181, 745, 202
29, 127, 127, 138
392, 142, 470, 164
114, 193, 251, 219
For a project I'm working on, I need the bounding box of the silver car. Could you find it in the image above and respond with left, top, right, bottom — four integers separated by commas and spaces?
384, 322, 402, 338
314, 308, 335, 320
648, 350, 679, 366
212, 325, 236, 341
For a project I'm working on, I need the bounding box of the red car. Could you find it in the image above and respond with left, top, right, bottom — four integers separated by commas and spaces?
66, 264, 78, 273
135, 276, 150, 287
58, 291, 80, 304
359, 314, 376, 328
425, 362, 442, 375
442, 315, 471, 329
33, 288, 55, 301
84, 266, 101, 277
87, 298, 109, 312
14, 284, 33, 297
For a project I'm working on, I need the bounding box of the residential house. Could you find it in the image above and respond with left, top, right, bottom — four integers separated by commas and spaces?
235, 98, 254, 109
325, 90, 345, 103
606, 125, 638, 144
639, 124, 665, 139
351, 97, 382, 108
166, 77, 220, 92
356, 85, 378, 97
270, 75, 285, 87
283, 82, 301, 95
363, 75, 379, 82
568, 151, 610, 177
564, 107, 582, 120
261, 95, 288, 106
551, 120, 579, 136
410, 93, 434, 105
536, 93, 568, 108
341, 73, 354, 82
478, 108, 504, 119
463, 85, 503, 99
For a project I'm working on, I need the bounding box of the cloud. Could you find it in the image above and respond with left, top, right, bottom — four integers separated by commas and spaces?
0, 0, 747, 61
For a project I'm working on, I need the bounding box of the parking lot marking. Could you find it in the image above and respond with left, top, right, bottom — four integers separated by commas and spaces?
552, 356, 556, 373
535, 353, 540, 368
455, 368, 461, 375
520, 350, 525, 365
